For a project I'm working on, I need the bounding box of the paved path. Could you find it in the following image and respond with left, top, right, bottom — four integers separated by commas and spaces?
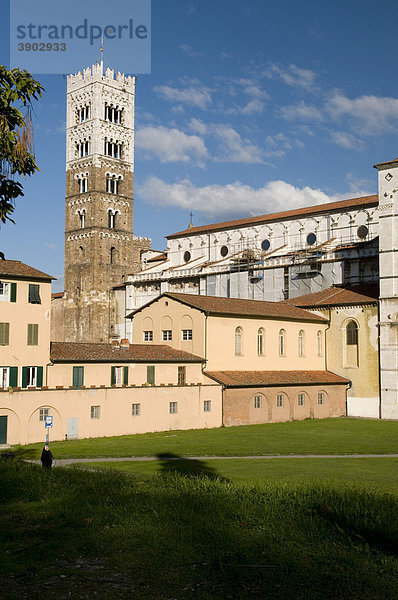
50, 453, 398, 466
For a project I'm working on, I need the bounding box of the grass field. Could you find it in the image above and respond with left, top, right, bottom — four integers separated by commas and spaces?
2, 460, 398, 600
20, 417, 398, 459
78, 456, 398, 493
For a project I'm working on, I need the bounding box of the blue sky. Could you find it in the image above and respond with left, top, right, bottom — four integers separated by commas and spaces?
1, 0, 398, 291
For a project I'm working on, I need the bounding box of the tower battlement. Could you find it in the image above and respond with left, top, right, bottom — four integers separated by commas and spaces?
67, 63, 135, 91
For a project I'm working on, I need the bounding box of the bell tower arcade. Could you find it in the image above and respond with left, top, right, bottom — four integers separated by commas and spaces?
63, 62, 150, 342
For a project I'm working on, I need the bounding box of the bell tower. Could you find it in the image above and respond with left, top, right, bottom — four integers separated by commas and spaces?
63, 62, 150, 342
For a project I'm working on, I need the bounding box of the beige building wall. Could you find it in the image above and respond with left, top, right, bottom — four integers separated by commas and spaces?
223, 384, 347, 427
131, 296, 206, 357
206, 315, 327, 371
47, 361, 206, 388
308, 305, 379, 417
0, 383, 222, 445
131, 296, 327, 371
0, 278, 51, 384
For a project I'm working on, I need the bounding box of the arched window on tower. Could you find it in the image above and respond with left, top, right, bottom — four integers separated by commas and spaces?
104, 138, 123, 159
78, 177, 88, 193
106, 175, 120, 195
110, 246, 116, 265
77, 209, 86, 229
108, 209, 117, 229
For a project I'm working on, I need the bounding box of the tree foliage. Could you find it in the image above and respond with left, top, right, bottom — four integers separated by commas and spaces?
0, 65, 44, 224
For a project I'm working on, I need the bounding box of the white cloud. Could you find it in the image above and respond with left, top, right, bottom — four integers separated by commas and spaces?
327, 93, 398, 135
137, 177, 339, 219
279, 101, 323, 122
154, 84, 212, 109
135, 126, 207, 164
213, 125, 264, 163
265, 63, 317, 90
330, 131, 362, 150
187, 118, 208, 135
180, 43, 204, 59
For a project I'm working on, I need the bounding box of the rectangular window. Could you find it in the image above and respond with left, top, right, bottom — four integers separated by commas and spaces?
204, 400, 211, 412
0, 281, 10, 301
182, 329, 192, 341
254, 395, 262, 409
147, 365, 155, 385
318, 392, 325, 405
91, 405, 100, 419
73, 366, 84, 389
298, 393, 305, 406
169, 401, 178, 414
27, 323, 39, 346
22, 366, 42, 388
28, 284, 41, 304
0, 367, 9, 390
39, 408, 49, 422
143, 330, 153, 342
178, 366, 186, 385
162, 330, 172, 341
132, 403, 141, 416
277, 394, 284, 407
0, 323, 10, 345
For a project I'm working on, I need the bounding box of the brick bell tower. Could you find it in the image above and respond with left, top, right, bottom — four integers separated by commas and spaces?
63, 62, 150, 343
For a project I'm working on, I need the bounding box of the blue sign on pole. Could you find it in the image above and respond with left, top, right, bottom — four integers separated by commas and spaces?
45, 416, 53, 428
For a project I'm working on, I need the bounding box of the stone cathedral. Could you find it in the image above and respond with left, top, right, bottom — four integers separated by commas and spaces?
52, 62, 150, 343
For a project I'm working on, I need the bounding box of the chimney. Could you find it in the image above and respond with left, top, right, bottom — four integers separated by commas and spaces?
120, 338, 129, 349
112, 340, 120, 349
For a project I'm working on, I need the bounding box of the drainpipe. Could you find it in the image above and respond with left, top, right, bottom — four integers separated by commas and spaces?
45, 361, 54, 387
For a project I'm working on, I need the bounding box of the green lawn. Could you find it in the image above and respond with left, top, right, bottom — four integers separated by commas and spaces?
20, 417, 398, 459
2, 460, 398, 600
78, 456, 398, 493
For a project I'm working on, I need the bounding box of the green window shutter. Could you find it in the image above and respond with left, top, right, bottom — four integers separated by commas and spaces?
111, 366, 116, 385
28, 284, 41, 304
22, 367, 28, 389
9, 367, 18, 387
0, 323, 9, 345
27, 324, 38, 346
123, 366, 128, 385
73, 366, 84, 388
36, 366, 43, 387
10, 283, 17, 303
147, 365, 155, 385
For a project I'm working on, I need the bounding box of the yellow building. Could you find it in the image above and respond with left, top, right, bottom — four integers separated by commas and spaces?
285, 285, 380, 418
0, 260, 54, 392
130, 293, 349, 425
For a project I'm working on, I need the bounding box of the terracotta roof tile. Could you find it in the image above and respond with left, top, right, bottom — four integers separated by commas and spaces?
51, 292, 64, 299
205, 370, 350, 387
0, 260, 54, 281
50, 342, 204, 363
283, 285, 378, 308
167, 195, 378, 239
146, 292, 327, 323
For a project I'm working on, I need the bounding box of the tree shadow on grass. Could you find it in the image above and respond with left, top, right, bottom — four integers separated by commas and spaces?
156, 453, 228, 481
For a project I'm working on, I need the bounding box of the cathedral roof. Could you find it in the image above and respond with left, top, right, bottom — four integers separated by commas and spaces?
130, 292, 327, 323
50, 342, 203, 363
205, 370, 350, 387
0, 259, 54, 281
166, 194, 378, 239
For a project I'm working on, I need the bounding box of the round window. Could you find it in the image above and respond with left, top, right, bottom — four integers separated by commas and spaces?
357, 225, 368, 239
306, 233, 316, 246
183, 251, 191, 263
261, 239, 270, 251
220, 245, 229, 257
